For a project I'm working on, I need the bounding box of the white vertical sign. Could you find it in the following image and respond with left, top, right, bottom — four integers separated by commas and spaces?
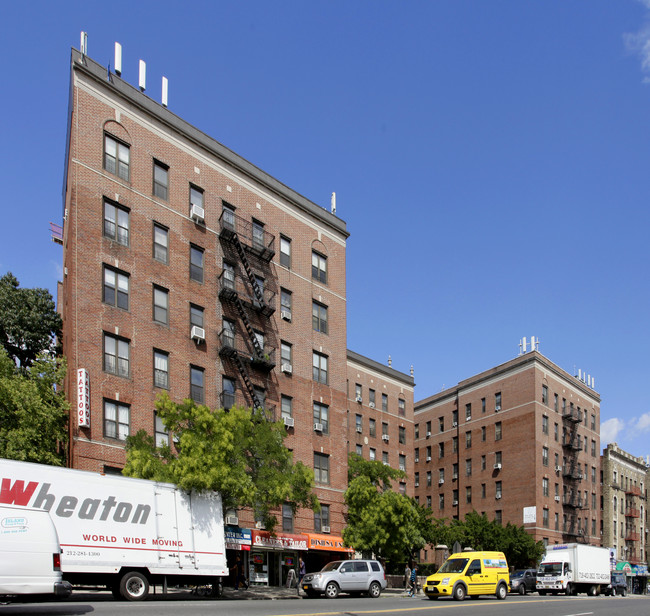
77, 368, 90, 428
523, 506, 536, 524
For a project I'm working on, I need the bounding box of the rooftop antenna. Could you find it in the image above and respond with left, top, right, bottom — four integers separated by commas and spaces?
519, 337, 527, 355
410, 365, 414, 377
331, 192, 336, 214
162, 76, 168, 107
531, 336, 539, 351
114, 42, 122, 76
388, 355, 392, 368
80, 31, 88, 56
139, 59, 146, 92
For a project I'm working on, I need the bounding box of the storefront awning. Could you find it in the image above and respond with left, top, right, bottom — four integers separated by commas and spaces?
306, 533, 353, 553
251, 529, 308, 551
615, 562, 632, 574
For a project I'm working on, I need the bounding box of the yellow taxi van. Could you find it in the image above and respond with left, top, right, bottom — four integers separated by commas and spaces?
423, 550, 509, 601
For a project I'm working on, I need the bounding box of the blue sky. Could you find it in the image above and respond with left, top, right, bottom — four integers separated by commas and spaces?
2, 1, 650, 459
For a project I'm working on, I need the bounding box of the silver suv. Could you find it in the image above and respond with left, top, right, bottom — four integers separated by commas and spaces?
301, 559, 386, 599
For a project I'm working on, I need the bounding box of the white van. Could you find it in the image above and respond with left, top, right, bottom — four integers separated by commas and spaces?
0, 504, 72, 597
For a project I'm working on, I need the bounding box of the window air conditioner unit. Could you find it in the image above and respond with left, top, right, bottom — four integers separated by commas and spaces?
383, 462, 390, 466
495, 406, 501, 412
554, 496, 561, 502
426, 456, 432, 462
426, 431, 432, 438
494, 463, 502, 470
225, 515, 239, 526
190, 203, 205, 223
313, 422, 323, 432
382, 434, 389, 442
356, 426, 362, 433
495, 494, 502, 500
415, 481, 419, 487
453, 500, 458, 506
399, 465, 406, 472
281, 363, 293, 374
281, 309, 291, 321
191, 326, 205, 342
255, 521, 264, 529
369, 402, 375, 408
321, 526, 331, 534
555, 466, 562, 473
452, 422, 458, 428
283, 416, 294, 428
355, 395, 362, 403
438, 479, 444, 485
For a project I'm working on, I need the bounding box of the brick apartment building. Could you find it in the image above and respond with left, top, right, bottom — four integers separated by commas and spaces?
56, 43, 414, 583
601, 443, 647, 567
414, 347, 601, 547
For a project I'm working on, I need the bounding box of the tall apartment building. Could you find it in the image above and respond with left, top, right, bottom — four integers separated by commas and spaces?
414, 347, 601, 546
601, 443, 647, 566
347, 351, 415, 494
58, 44, 361, 582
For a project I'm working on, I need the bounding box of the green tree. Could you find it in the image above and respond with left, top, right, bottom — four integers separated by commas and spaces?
0, 272, 62, 369
0, 347, 69, 465
343, 454, 441, 563
123, 393, 319, 531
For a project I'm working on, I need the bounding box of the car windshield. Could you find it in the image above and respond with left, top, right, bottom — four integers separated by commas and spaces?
322, 561, 342, 572
511, 571, 525, 579
438, 558, 469, 574
538, 563, 562, 575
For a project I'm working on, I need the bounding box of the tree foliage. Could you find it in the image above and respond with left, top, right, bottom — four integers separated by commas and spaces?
0, 347, 69, 465
123, 393, 319, 531
343, 454, 442, 563
0, 273, 62, 369
437, 511, 545, 569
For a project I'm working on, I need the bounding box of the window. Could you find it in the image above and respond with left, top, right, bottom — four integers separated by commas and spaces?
221, 318, 236, 349
382, 451, 389, 465
495, 392, 502, 411
452, 463, 459, 480
398, 398, 405, 417
103, 266, 129, 310
314, 453, 329, 484
369, 448, 376, 461
153, 286, 169, 325
190, 366, 204, 403
154, 411, 169, 447
222, 376, 236, 410
542, 446, 549, 467
481, 397, 486, 413
542, 415, 549, 435
452, 410, 458, 425
426, 445, 432, 460
399, 426, 406, 444
154, 350, 169, 389
104, 399, 129, 440
495, 510, 502, 524
466, 486, 472, 504
280, 288, 292, 320
481, 426, 486, 441
481, 483, 486, 498
190, 185, 203, 211
382, 422, 389, 437
252, 220, 265, 251
438, 494, 444, 509
281, 342, 292, 369
312, 301, 328, 334
591, 466, 596, 483
311, 251, 327, 284
481, 454, 486, 470
369, 389, 375, 407
426, 471, 432, 487
103, 199, 129, 245
554, 422, 559, 441
415, 472, 420, 487
465, 403, 472, 420
591, 414, 596, 430
399, 454, 406, 472
452, 436, 458, 453
280, 236, 291, 268
190, 245, 204, 283
495, 421, 502, 441
153, 160, 169, 200
355, 383, 362, 400
314, 504, 329, 532
438, 443, 444, 458
281, 395, 292, 419
153, 223, 168, 263
439, 468, 445, 483
542, 385, 548, 405
465, 431, 472, 448
369, 418, 376, 437
495, 481, 502, 499
466, 458, 472, 476
382, 394, 388, 411
282, 503, 293, 532
190, 304, 204, 331
312, 351, 328, 384
221, 202, 236, 231
414, 424, 419, 439
414, 447, 419, 463
313, 402, 329, 433
542, 477, 549, 497
591, 439, 596, 456
356, 444, 362, 456
103, 333, 129, 377
104, 134, 129, 181
543, 508, 549, 528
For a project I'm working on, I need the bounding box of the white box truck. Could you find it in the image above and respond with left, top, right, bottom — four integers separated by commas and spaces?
0, 459, 227, 601
536, 543, 610, 596
0, 504, 72, 598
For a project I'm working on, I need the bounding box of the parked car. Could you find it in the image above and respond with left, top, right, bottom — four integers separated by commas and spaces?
301, 559, 386, 598
509, 569, 537, 594
604, 571, 627, 596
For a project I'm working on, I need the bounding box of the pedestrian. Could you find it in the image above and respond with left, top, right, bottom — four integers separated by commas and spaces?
230, 555, 242, 590
297, 557, 306, 596
408, 563, 419, 597
404, 563, 411, 592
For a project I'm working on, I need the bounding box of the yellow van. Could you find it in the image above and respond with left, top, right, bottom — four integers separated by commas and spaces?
423, 551, 509, 601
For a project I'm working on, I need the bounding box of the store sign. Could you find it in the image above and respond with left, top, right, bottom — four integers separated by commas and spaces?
251, 530, 308, 551
307, 533, 353, 553
77, 369, 90, 428
225, 525, 251, 551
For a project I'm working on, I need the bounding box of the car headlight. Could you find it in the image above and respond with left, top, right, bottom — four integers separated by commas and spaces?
313, 573, 322, 581
441, 577, 450, 585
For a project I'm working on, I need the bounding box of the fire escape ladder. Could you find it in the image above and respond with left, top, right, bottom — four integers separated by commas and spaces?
231, 352, 263, 411
233, 295, 264, 359
232, 233, 266, 309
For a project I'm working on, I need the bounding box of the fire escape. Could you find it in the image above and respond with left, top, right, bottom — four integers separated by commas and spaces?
624, 485, 642, 563
217, 209, 276, 418
561, 404, 588, 542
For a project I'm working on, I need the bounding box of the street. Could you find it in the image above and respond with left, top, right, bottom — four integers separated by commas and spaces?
0, 592, 647, 616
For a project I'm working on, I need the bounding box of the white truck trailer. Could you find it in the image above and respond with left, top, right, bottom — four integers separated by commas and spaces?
536, 543, 610, 596
0, 458, 227, 601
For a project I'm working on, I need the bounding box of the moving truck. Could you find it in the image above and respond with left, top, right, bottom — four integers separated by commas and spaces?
0, 504, 72, 597
536, 543, 610, 596
0, 459, 227, 601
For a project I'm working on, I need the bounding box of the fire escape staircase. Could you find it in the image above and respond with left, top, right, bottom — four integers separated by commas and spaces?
561, 407, 587, 542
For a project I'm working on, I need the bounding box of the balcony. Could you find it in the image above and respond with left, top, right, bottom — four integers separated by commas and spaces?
218, 271, 276, 317
625, 508, 640, 518
562, 436, 582, 451
624, 532, 640, 542
562, 408, 583, 423
219, 210, 276, 262
625, 486, 642, 497
562, 465, 583, 481
218, 330, 276, 371
562, 495, 584, 509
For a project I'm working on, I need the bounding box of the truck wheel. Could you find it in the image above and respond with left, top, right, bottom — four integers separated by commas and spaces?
566, 583, 576, 596
588, 585, 598, 597
518, 584, 526, 595
210, 578, 223, 598
368, 581, 381, 598
325, 581, 339, 599
119, 571, 150, 601
496, 583, 507, 600
453, 583, 466, 601
538, 590, 546, 596
621, 587, 626, 597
